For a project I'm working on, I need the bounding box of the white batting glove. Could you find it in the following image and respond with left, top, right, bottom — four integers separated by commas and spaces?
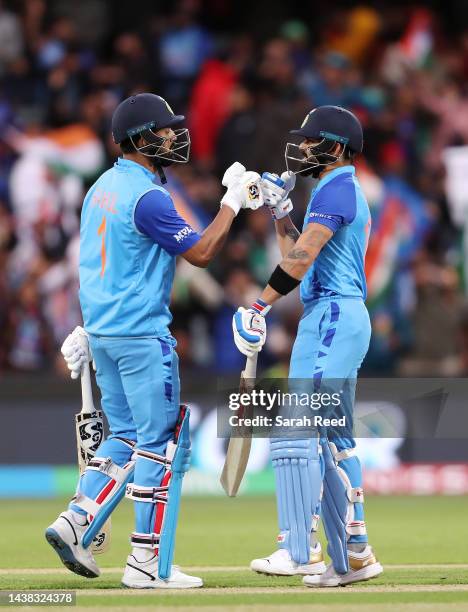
61, 326, 91, 379
222, 161, 246, 188
261, 171, 296, 220
232, 300, 271, 357
221, 164, 264, 215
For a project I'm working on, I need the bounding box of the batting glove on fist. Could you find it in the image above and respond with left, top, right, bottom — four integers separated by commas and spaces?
232, 300, 271, 357
61, 326, 92, 379
261, 171, 296, 220
221, 162, 264, 215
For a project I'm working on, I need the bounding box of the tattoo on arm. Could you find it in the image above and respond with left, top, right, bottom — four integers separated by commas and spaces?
285, 227, 300, 242
285, 248, 310, 260
301, 227, 331, 249
281, 224, 333, 278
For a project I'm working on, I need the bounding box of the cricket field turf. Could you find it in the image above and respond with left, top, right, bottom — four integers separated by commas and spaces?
0, 495, 467, 611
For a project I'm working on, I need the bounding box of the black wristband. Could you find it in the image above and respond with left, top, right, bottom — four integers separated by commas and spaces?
268, 265, 300, 296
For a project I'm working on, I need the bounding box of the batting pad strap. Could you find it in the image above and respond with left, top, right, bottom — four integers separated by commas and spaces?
347, 521, 367, 536
329, 442, 356, 463
113, 437, 136, 450
311, 513, 320, 532
136, 448, 172, 468
72, 493, 100, 516
270, 437, 319, 461
348, 487, 364, 504
126, 484, 169, 503
81, 460, 136, 549
131, 532, 160, 549
87, 457, 131, 484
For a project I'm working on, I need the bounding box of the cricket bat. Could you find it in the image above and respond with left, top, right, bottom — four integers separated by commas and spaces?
220, 354, 257, 497
75, 358, 111, 554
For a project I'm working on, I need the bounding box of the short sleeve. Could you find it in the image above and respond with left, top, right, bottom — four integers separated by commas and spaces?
134, 188, 201, 255
306, 176, 357, 233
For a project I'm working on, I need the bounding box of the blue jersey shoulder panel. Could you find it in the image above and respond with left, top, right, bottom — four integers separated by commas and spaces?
306, 171, 357, 233
301, 166, 370, 303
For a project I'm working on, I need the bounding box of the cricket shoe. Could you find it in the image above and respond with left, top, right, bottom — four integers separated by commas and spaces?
250, 544, 327, 576
45, 511, 100, 578
122, 551, 203, 589
303, 545, 383, 587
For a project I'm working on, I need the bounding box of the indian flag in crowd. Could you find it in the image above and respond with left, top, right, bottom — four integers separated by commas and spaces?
357, 161, 433, 307
398, 8, 433, 68
6, 123, 105, 179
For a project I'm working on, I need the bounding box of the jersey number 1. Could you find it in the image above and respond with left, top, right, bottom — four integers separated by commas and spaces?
98, 215, 106, 277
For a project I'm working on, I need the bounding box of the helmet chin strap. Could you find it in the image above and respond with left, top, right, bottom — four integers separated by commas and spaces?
310, 165, 324, 178
149, 154, 173, 184
155, 165, 167, 184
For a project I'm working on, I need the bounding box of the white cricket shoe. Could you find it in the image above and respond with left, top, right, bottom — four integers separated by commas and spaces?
122, 551, 203, 589
250, 544, 326, 576
45, 510, 100, 578
303, 545, 383, 587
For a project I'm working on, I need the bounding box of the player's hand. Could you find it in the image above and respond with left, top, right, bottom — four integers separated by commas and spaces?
232, 306, 267, 357
222, 161, 246, 189
261, 171, 296, 220
221, 163, 264, 215
61, 326, 92, 379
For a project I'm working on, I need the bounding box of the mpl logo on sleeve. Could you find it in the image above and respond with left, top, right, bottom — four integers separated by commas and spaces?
173, 226, 194, 243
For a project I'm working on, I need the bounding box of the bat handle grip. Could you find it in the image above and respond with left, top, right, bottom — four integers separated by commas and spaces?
80, 359, 95, 412
243, 354, 258, 379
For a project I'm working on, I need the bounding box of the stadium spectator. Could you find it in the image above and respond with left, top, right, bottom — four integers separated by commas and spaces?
0, 0, 467, 376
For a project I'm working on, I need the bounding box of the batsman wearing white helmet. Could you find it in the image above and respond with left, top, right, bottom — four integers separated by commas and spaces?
232, 106, 383, 587
45, 93, 263, 588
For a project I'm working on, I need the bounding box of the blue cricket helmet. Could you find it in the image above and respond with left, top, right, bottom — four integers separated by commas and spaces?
111, 93, 190, 183
290, 105, 363, 153
112, 93, 185, 144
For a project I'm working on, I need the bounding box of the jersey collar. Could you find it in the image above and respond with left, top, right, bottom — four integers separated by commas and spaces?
314, 165, 355, 193
115, 157, 155, 180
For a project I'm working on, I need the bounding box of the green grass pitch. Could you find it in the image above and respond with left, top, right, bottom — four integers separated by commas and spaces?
0, 495, 467, 610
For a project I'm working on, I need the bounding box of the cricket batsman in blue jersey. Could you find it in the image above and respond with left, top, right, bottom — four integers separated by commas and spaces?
232, 106, 383, 587
45, 93, 263, 588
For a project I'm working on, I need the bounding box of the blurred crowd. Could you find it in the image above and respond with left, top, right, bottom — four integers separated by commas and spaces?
2, 0, 468, 377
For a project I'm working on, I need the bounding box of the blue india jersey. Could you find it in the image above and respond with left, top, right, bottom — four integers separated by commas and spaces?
79, 158, 200, 337
300, 165, 370, 303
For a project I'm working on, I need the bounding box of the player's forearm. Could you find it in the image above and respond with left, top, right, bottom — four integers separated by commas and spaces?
192, 206, 236, 266
279, 223, 333, 280
274, 216, 301, 257
257, 224, 333, 307
280, 244, 320, 279
258, 250, 316, 307
259, 284, 283, 306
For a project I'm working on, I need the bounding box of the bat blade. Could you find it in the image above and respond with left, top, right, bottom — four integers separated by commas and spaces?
76, 359, 111, 554
220, 434, 252, 497
220, 355, 257, 497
